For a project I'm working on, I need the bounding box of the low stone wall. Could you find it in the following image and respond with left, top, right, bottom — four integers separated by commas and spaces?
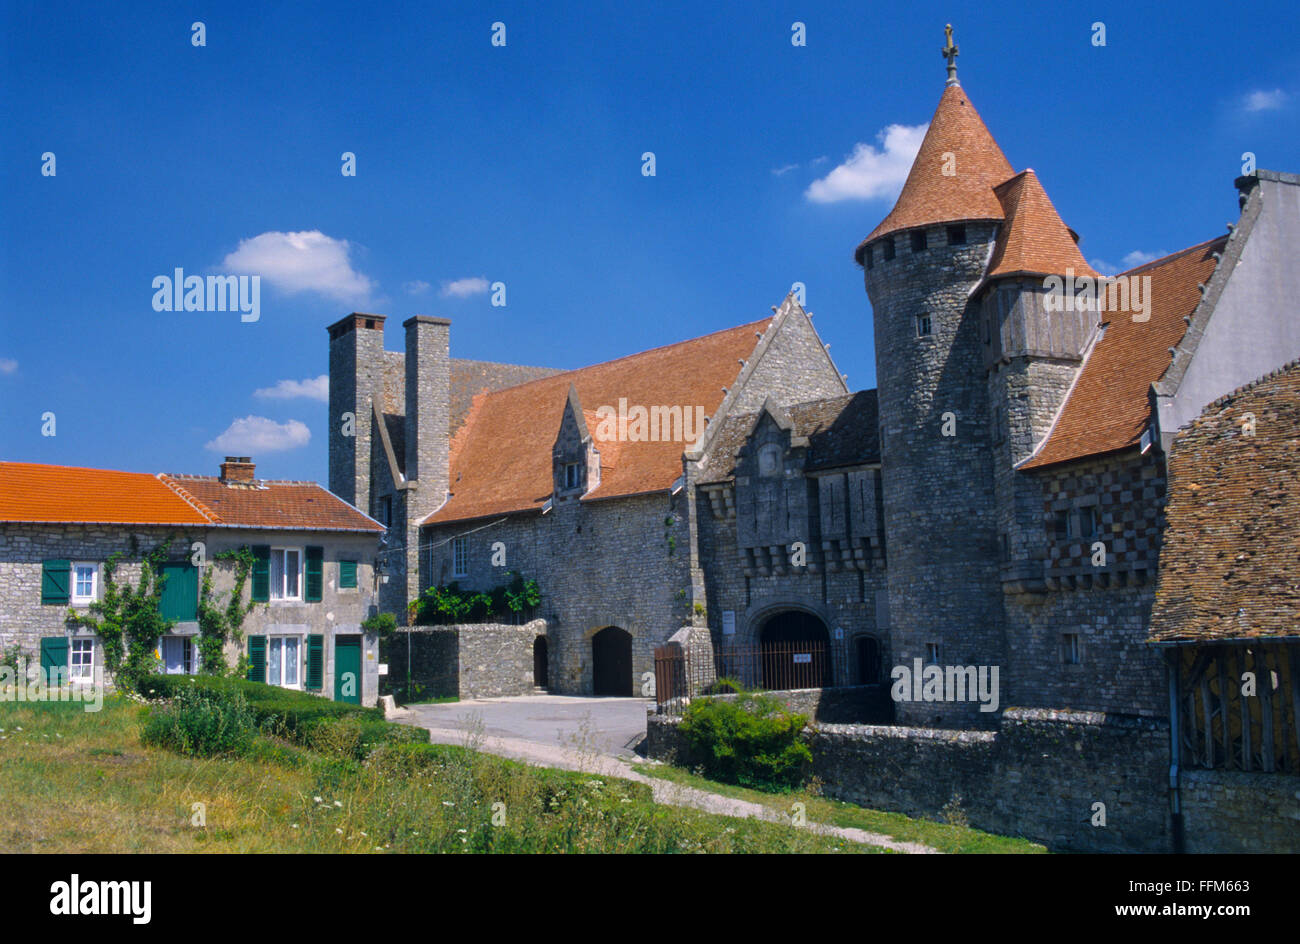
648, 706, 1296, 853
1180, 768, 1300, 853
381, 620, 547, 702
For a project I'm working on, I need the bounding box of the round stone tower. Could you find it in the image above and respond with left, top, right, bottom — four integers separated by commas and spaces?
854, 35, 1011, 727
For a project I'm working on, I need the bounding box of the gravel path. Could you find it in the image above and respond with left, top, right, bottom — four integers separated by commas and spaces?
395, 712, 939, 854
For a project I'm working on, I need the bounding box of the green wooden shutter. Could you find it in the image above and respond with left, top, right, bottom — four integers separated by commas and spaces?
305, 634, 324, 690
40, 636, 69, 675
305, 546, 323, 602
246, 635, 266, 683
250, 546, 270, 602
41, 560, 71, 604
158, 562, 199, 621
338, 560, 357, 589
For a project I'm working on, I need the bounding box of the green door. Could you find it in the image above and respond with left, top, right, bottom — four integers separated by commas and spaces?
333, 636, 361, 704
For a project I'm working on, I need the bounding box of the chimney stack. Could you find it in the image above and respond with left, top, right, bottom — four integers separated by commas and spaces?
219, 456, 256, 484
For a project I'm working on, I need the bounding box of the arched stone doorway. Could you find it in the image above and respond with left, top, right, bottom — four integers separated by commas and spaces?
855, 636, 881, 685
592, 626, 633, 696
759, 610, 831, 689
533, 636, 549, 689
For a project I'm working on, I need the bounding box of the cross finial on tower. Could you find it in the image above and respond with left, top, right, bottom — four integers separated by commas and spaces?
942, 23, 960, 86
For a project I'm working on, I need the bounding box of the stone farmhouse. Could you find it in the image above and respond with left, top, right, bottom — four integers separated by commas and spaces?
331, 42, 1300, 726
0, 458, 385, 706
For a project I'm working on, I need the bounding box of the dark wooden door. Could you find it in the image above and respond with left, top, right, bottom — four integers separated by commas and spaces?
592, 627, 632, 696
533, 637, 549, 689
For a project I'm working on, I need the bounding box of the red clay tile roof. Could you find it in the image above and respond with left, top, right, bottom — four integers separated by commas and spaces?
856, 83, 1014, 257
425, 319, 770, 524
161, 475, 383, 532
986, 170, 1098, 279
1148, 360, 1300, 642
1021, 237, 1227, 470
0, 461, 381, 532
0, 463, 214, 525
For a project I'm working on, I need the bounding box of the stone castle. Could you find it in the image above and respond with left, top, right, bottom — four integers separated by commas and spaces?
328, 36, 1300, 726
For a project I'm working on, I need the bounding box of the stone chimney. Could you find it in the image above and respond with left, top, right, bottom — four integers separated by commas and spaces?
219, 456, 255, 484
402, 315, 451, 607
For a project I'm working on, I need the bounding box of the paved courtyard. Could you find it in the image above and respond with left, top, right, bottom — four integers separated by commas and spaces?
401, 694, 653, 759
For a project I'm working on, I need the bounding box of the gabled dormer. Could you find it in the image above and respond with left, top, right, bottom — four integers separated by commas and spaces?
734, 398, 814, 556
551, 384, 601, 499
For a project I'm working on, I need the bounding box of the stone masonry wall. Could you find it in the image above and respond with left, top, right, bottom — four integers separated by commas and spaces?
381, 620, 546, 701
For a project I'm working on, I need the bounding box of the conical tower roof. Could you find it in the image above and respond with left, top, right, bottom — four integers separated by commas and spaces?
855, 83, 1014, 262
986, 169, 1099, 279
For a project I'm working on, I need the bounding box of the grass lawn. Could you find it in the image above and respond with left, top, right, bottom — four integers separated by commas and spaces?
0, 696, 885, 854
633, 761, 1047, 854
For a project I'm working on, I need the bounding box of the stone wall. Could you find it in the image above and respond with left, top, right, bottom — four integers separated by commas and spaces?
647, 706, 1192, 852
382, 619, 547, 701
1179, 768, 1300, 853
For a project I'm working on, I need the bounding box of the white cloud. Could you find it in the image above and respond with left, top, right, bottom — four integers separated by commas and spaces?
253, 375, 329, 402
1244, 89, 1287, 112
771, 163, 800, 177
221, 231, 374, 303
0, 358, 16, 375
403, 280, 431, 295
1090, 249, 1171, 275
805, 124, 927, 204
440, 277, 490, 298
206, 416, 311, 453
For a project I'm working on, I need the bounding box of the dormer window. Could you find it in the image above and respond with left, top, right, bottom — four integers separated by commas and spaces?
563, 462, 581, 490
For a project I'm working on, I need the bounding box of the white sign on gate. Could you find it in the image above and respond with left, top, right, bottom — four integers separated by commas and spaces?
722, 611, 736, 636
792, 653, 812, 664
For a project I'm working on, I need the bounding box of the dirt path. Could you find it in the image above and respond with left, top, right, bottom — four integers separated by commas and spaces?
400, 717, 940, 854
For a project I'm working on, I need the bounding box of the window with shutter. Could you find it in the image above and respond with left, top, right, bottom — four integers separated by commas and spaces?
338, 560, 357, 589
250, 546, 270, 602
305, 634, 324, 690
246, 635, 267, 683
41, 560, 71, 604
305, 547, 323, 601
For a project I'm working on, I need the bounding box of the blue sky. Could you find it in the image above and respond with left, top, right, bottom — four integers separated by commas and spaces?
2, 0, 1295, 482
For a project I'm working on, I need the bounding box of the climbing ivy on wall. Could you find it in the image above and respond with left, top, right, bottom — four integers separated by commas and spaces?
196, 546, 259, 675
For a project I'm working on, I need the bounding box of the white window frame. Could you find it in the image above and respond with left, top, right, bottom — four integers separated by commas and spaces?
70, 637, 95, 682
157, 635, 196, 675
452, 537, 469, 578
71, 562, 99, 605
563, 462, 581, 490
266, 635, 303, 689
270, 547, 303, 602
916, 313, 932, 338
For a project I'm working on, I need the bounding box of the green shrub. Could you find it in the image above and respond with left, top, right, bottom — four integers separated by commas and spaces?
361, 612, 398, 638
137, 675, 380, 737
678, 692, 812, 790
140, 686, 256, 757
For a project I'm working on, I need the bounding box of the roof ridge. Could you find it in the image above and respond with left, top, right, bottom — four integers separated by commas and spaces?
156, 474, 220, 523
473, 316, 773, 398
1115, 236, 1226, 277
1202, 357, 1300, 411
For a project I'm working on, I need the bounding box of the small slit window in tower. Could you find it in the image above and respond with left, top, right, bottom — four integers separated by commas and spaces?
563, 462, 581, 490
1062, 633, 1081, 665
911, 230, 928, 253
916, 313, 932, 338
925, 642, 941, 665
882, 238, 896, 261
947, 224, 967, 246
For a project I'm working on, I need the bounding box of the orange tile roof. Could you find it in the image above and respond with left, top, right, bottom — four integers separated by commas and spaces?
856, 83, 1014, 257
0, 462, 213, 525
986, 170, 1098, 279
1021, 237, 1227, 470
161, 475, 383, 532
425, 319, 769, 525
0, 462, 381, 532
